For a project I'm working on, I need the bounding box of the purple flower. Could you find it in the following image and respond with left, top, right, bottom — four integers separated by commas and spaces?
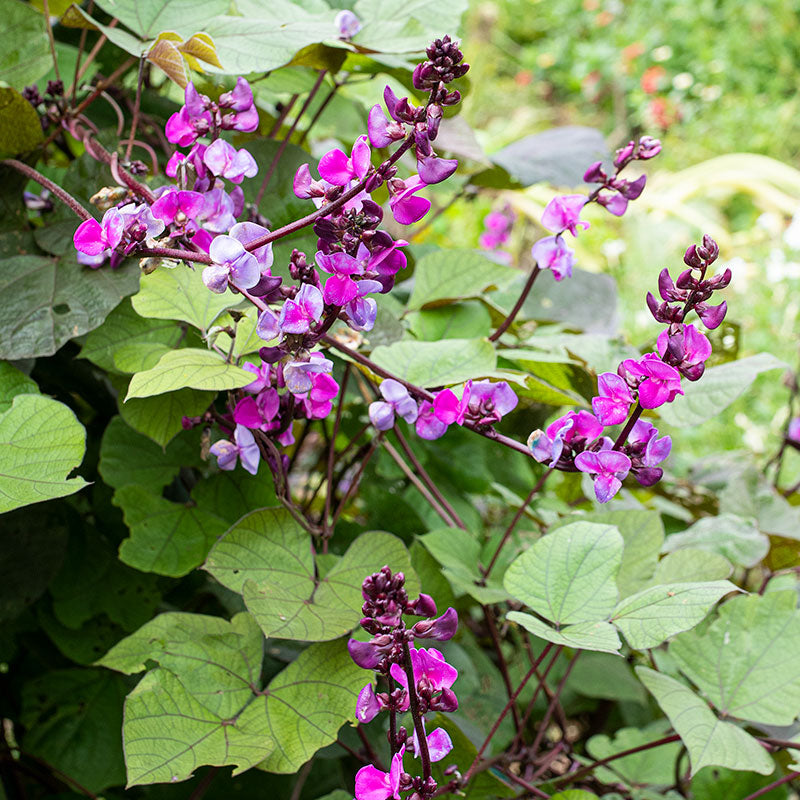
412, 723, 453, 763
242, 361, 272, 393
209, 424, 260, 475
541, 194, 589, 237
415, 400, 448, 440
695, 299, 728, 329
165, 83, 212, 146
411, 606, 458, 641
293, 163, 331, 201
434, 381, 472, 426
467, 380, 518, 424
788, 417, 800, 444
390, 647, 458, 708
355, 746, 404, 800
657, 323, 712, 381
369, 379, 419, 430
150, 189, 205, 228
300, 372, 339, 419
232, 391, 280, 431
367, 103, 405, 148
229, 221, 273, 272
417, 150, 458, 185
629, 420, 672, 467
389, 176, 430, 224
284, 353, 333, 394
592, 373, 635, 425
203, 139, 258, 184
256, 308, 281, 341
198, 188, 237, 234
531, 235, 575, 281
345, 280, 382, 331
73, 208, 124, 255
622, 353, 684, 409
638, 135, 662, 159
203, 236, 261, 293
596, 192, 629, 216
574, 450, 631, 503
529, 410, 604, 466
279, 284, 324, 333
318, 135, 371, 186
348, 639, 383, 670
335, 9, 362, 38
356, 683, 382, 724
219, 77, 254, 112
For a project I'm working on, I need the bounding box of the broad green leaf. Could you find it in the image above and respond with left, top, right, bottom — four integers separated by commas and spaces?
489, 126, 608, 188
132, 265, 237, 331
99, 416, 199, 490
0, 394, 87, 513
657, 353, 786, 427
119, 388, 215, 448
550, 793, 598, 800
37, 606, 127, 665
407, 301, 493, 341
370, 338, 497, 388
504, 521, 623, 625
93, 0, 228, 38
662, 514, 768, 569
0, 0, 52, 86
123, 668, 273, 786
498, 368, 585, 406
670, 591, 800, 726
0, 87, 44, 155
99, 612, 262, 717
114, 341, 174, 373
115, 485, 228, 577
611, 581, 736, 650
191, 470, 278, 524
499, 350, 594, 401
636, 667, 774, 776
407, 249, 516, 311
0, 360, 37, 412
21, 669, 128, 792
691, 766, 791, 800
80, 299, 182, 373
567, 652, 647, 703
206, 508, 417, 640
586, 724, 682, 786
257, 638, 366, 773
0, 255, 139, 359
507, 611, 621, 654
649, 549, 733, 586
126, 348, 254, 399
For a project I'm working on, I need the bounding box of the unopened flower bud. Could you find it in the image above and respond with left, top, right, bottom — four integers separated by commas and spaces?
408, 593, 437, 618
675, 269, 697, 289
637, 135, 662, 159
614, 141, 635, 167
583, 161, 607, 183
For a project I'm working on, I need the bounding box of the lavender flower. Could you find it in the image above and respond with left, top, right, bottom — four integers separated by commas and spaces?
203, 139, 258, 183
73, 208, 124, 255
202, 235, 261, 293
531, 235, 576, 281
574, 449, 631, 503
592, 372, 635, 425
541, 195, 590, 236
369, 379, 419, 430
279, 284, 324, 333
209, 424, 260, 475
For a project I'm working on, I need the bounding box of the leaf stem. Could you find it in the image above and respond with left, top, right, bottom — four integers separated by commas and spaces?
401, 639, 433, 782
612, 402, 643, 449
529, 650, 580, 757
489, 265, 541, 342
1, 159, 92, 220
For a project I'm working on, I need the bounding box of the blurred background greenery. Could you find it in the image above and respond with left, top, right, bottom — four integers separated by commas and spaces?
419, 0, 800, 479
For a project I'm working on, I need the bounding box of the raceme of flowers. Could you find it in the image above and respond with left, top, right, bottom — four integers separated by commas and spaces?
348, 566, 460, 800
72, 35, 470, 474
529, 234, 731, 503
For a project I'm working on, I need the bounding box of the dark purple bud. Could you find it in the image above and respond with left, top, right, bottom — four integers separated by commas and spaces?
259, 346, 286, 363
430, 687, 458, 712
620, 174, 647, 200
658, 268, 680, 301
675, 269, 697, 290
22, 85, 42, 106
583, 160, 607, 183
683, 245, 705, 269
364, 172, 383, 193
702, 234, 719, 262
426, 104, 443, 140
414, 606, 458, 641
646, 291, 660, 319
408, 593, 437, 618
634, 467, 663, 486
614, 141, 635, 167
706, 267, 732, 290
696, 300, 727, 329
681, 362, 706, 381
442, 89, 461, 106
637, 136, 662, 159
46, 79, 64, 97
347, 638, 381, 669
181, 415, 201, 429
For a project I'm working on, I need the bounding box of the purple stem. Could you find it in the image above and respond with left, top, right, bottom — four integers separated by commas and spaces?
489, 265, 541, 342
1, 159, 92, 220
401, 639, 433, 782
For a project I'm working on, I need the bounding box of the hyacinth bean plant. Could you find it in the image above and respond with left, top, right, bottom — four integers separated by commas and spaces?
2, 3, 800, 800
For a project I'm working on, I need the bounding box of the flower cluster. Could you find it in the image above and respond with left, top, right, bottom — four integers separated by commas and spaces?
369, 378, 518, 442
71, 38, 470, 474
348, 567, 459, 800
531, 136, 661, 281
530, 233, 730, 503
478, 206, 515, 263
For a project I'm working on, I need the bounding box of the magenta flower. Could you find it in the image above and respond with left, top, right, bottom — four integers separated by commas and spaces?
597, 192, 628, 216
279, 284, 324, 333
529, 410, 604, 466
367, 103, 406, 148
300, 372, 339, 419
335, 8, 361, 38
541, 194, 589, 236
369, 379, 419, 430
629, 420, 672, 467
390, 646, 458, 707
622, 353, 684, 409
219, 77, 254, 111
434, 380, 472, 426
203, 139, 258, 184
117, 202, 165, 251
467, 380, 518, 424
657, 323, 711, 380
203, 236, 261, 293
73, 208, 124, 255
284, 353, 333, 394
412, 723, 453, 763
293, 163, 331, 201
530, 235, 575, 281
355, 746, 404, 800
209, 424, 260, 475
417, 150, 458, 185
415, 400, 448, 440
242, 361, 272, 393
356, 683, 382, 724
150, 189, 204, 227
165, 83, 212, 146
592, 372, 635, 425
232, 390, 280, 431
389, 176, 430, 224
318, 135, 371, 186
788, 417, 800, 444
574, 450, 631, 503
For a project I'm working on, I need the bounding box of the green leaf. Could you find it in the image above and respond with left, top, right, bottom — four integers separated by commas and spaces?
407, 249, 517, 311
691, 767, 790, 800
0, 0, 52, 86
507, 611, 621, 653
0, 360, 37, 412
0, 254, 139, 359
662, 514, 768, 569
120, 387, 215, 448
648, 549, 733, 586
586, 724, 682, 786
123, 667, 273, 786
670, 591, 800, 726
370, 338, 497, 388
205, 508, 418, 640
657, 353, 786, 427
504, 521, 623, 625
567, 652, 647, 703
0, 394, 87, 513
80, 299, 182, 373
499, 350, 594, 402
635, 667, 774, 776
191, 470, 278, 524
126, 348, 254, 399
407, 301, 493, 341
611, 581, 736, 650
99, 416, 199, 490
132, 265, 237, 331
115, 485, 228, 577
21, 668, 128, 792
0, 87, 44, 155
93, 0, 229, 38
